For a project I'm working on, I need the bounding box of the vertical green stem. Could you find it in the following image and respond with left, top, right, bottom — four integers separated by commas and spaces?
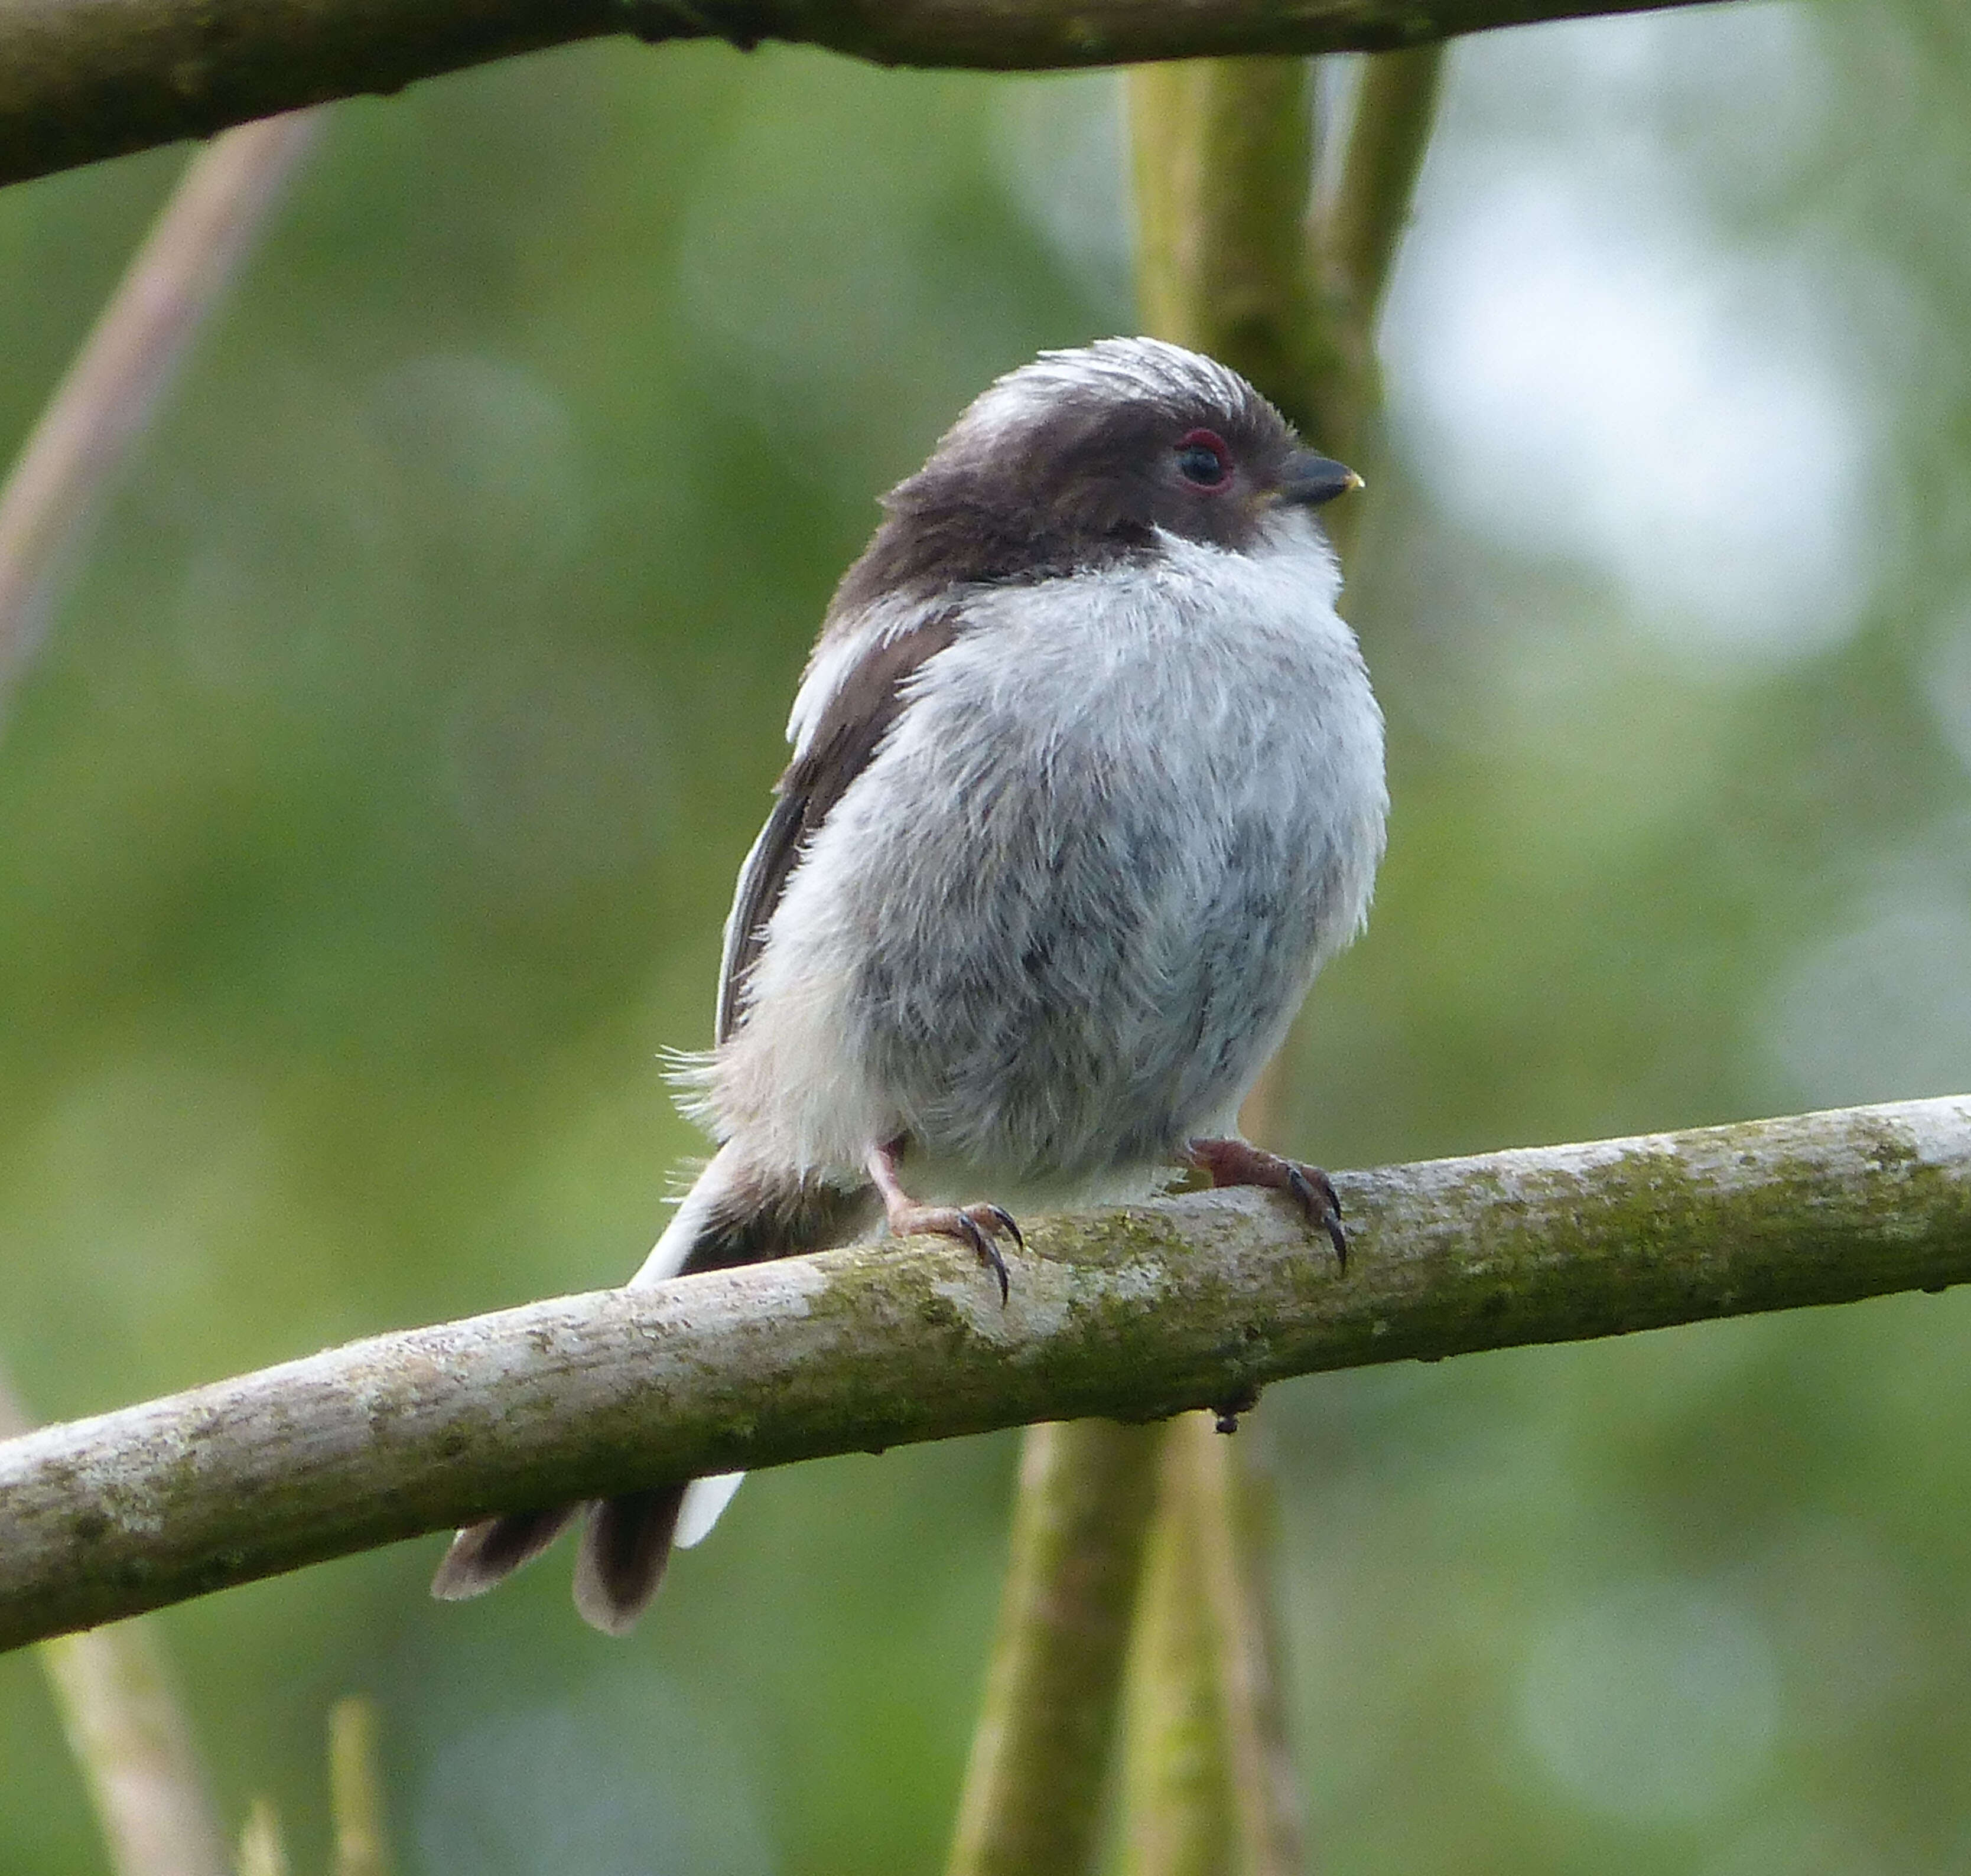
1123, 44, 1447, 1876
1308, 44, 1447, 565
1121, 1416, 1306, 1876
235, 1802, 290, 1876
1127, 60, 1335, 439
1322, 47, 1448, 349
1120, 1418, 1237, 1876
1185, 1418, 1306, 1876
328, 1699, 392, 1876
945, 1420, 1168, 1876
948, 48, 1444, 1876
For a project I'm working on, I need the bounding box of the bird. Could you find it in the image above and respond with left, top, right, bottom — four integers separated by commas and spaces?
431, 337, 1387, 1633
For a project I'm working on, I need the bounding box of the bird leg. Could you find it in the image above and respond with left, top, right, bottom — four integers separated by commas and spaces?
1185, 1137, 1348, 1269
866, 1138, 1022, 1305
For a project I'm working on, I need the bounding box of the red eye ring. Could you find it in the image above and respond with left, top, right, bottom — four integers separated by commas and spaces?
1175, 429, 1232, 488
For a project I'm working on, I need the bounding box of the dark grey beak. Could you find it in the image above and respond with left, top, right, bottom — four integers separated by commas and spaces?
1276, 450, 1364, 508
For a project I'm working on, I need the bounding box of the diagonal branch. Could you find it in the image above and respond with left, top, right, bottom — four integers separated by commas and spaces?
2, 1095, 1968, 1654
1305, 41, 1445, 570
0, 109, 323, 705
3, 0, 1751, 193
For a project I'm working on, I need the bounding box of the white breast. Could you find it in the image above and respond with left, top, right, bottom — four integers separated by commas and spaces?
704, 519, 1387, 1194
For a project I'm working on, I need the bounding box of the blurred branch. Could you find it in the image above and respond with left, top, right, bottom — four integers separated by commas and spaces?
236, 1802, 291, 1876
1128, 59, 1330, 438
1124, 48, 1439, 1875
1320, 47, 1446, 356
37, 1636, 232, 1876
0, 110, 322, 709
1305, 45, 1446, 469
945, 1420, 1166, 1876
0, 1369, 229, 1876
1182, 1416, 1306, 1876
5, 0, 1757, 192
327, 1699, 392, 1876
4, 1096, 1970, 1650
1118, 1416, 1305, 1876
1123, 55, 1335, 1876
1119, 1419, 1238, 1876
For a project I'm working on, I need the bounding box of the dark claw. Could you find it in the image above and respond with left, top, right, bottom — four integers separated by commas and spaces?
1284, 1164, 1348, 1271
949, 1210, 1011, 1305
981, 1204, 1024, 1253
976, 1227, 1011, 1307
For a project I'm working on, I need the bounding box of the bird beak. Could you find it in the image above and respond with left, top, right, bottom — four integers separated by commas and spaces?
1274, 451, 1364, 509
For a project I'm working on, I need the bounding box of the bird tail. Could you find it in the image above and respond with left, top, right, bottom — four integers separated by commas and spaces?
430, 1144, 871, 1633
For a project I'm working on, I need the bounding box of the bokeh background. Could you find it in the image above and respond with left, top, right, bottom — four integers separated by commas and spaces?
4, 1, 1971, 1869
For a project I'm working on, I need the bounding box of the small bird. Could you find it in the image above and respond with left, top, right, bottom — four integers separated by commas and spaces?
432, 337, 1387, 1633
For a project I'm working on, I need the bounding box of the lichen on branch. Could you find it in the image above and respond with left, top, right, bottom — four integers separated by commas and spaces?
1, 1095, 1966, 1653
0, 0, 1749, 191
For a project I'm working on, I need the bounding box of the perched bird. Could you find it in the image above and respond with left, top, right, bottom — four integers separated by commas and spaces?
432, 337, 1387, 1633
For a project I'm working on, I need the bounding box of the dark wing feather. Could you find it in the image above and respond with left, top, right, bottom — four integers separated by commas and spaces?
715, 609, 960, 1042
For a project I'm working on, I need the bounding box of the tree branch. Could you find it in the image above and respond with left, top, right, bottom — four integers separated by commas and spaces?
3, 0, 1748, 193
1119, 1418, 1240, 1876
0, 110, 321, 714
945, 1419, 1166, 1876
1319, 45, 1445, 353
1305, 40, 1445, 569
4, 1094, 1967, 1653
1127, 58, 1325, 437
1185, 1413, 1305, 1876
1121, 47, 1427, 1875
327, 1698, 393, 1876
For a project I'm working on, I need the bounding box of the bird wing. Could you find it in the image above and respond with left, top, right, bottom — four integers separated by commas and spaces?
715, 607, 961, 1043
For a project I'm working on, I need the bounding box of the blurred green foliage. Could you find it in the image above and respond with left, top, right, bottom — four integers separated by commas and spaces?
4, 3, 1971, 1871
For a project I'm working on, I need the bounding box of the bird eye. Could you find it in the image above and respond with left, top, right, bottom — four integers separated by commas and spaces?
1175, 429, 1231, 488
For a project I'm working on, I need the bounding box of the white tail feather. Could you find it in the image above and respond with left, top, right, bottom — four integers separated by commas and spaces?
628, 1146, 752, 1546
677, 1473, 746, 1548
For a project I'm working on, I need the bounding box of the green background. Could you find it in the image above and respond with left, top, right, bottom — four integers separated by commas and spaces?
4, 1, 1971, 1869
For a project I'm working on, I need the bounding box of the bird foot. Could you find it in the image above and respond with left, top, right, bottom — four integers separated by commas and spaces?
884, 1201, 1021, 1304
866, 1142, 1021, 1304
1186, 1137, 1348, 1269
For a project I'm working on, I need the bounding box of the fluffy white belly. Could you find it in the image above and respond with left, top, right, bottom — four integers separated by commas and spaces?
707, 528, 1387, 1195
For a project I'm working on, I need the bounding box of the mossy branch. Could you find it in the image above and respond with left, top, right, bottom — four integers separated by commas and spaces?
4, 0, 1752, 192
2, 1096, 1969, 1653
